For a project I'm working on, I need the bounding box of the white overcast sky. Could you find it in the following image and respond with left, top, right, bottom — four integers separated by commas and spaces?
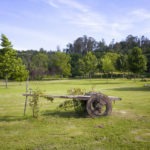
0, 0, 150, 50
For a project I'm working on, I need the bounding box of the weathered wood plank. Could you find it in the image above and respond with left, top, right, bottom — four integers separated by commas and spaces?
22, 94, 122, 101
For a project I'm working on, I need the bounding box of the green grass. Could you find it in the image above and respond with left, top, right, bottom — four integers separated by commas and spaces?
0, 79, 150, 150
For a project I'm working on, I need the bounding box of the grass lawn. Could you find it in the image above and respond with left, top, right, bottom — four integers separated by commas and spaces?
0, 79, 150, 150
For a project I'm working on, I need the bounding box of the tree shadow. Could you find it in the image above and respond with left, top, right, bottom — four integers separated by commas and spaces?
42, 110, 87, 118
79, 82, 122, 85
0, 115, 28, 122
111, 86, 150, 92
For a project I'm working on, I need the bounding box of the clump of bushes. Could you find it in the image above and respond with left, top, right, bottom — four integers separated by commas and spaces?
28, 88, 89, 118
58, 88, 87, 114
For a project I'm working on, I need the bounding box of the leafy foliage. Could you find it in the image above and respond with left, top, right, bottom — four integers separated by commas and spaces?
116, 54, 128, 72
29, 89, 43, 118
102, 52, 119, 72
128, 47, 147, 74
43, 95, 54, 102
58, 88, 87, 114
58, 100, 74, 111
0, 34, 28, 87
50, 52, 71, 77
70, 53, 82, 76
1, 34, 12, 48
65, 35, 97, 55
30, 52, 49, 79
2, 34, 150, 80
72, 99, 87, 115
83, 52, 98, 78
67, 88, 86, 95
102, 55, 115, 73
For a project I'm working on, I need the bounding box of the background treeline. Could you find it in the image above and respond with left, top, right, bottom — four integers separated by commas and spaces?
0, 34, 149, 81
17, 34, 150, 80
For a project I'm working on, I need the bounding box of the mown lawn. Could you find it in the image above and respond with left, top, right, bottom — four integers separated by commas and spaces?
0, 79, 150, 150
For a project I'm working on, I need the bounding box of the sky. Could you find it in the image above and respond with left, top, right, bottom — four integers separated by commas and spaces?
0, 0, 150, 51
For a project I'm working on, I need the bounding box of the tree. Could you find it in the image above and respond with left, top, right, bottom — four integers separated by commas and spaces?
128, 47, 147, 77
70, 53, 82, 77
30, 52, 49, 79
95, 39, 107, 52
73, 53, 97, 78
102, 56, 114, 73
126, 35, 140, 49
83, 52, 97, 78
50, 52, 71, 77
0, 34, 28, 88
101, 52, 119, 78
65, 35, 97, 55
11, 58, 29, 82
18, 50, 37, 79
140, 36, 150, 72
116, 54, 128, 77
77, 58, 86, 76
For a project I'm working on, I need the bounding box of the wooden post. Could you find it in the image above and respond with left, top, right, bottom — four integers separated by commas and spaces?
24, 77, 29, 116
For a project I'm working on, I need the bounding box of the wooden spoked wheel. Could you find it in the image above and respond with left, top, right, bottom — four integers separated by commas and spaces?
86, 93, 112, 117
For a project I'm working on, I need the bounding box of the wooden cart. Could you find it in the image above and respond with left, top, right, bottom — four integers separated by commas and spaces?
23, 92, 121, 117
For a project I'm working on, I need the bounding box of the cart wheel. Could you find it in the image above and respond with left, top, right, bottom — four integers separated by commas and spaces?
86, 93, 112, 117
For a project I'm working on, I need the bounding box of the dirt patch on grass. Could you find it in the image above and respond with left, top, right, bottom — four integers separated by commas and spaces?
131, 129, 150, 142
112, 109, 136, 118
112, 109, 149, 121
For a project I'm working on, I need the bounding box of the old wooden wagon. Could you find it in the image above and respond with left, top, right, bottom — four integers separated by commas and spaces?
23, 92, 121, 117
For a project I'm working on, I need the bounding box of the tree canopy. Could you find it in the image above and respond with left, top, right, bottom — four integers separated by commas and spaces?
0, 34, 28, 87
128, 47, 147, 75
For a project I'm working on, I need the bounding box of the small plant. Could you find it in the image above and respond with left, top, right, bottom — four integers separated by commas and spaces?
58, 88, 87, 114
58, 100, 74, 110
29, 89, 43, 118
67, 88, 86, 95
43, 95, 54, 102
72, 99, 87, 114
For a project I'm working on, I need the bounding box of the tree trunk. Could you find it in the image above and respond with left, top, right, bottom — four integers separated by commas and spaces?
5, 75, 8, 88
106, 73, 108, 83
24, 77, 29, 116
122, 72, 125, 78
134, 74, 136, 82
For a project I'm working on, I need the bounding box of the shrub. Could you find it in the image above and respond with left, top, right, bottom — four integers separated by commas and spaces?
58, 88, 87, 114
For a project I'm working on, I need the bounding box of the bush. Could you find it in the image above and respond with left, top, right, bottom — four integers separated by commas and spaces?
58, 88, 87, 115
29, 89, 43, 118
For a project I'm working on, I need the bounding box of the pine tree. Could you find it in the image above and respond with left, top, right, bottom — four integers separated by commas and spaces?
0, 34, 28, 88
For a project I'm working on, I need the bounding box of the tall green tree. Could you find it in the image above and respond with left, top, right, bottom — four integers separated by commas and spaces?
30, 52, 49, 79
140, 36, 150, 72
101, 52, 119, 78
70, 53, 82, 77
65, 35, 97, 55
77, 58, 86, 76
83, 52, 97, 78
11, 58, 29, 82
0, 34, 28, 87
102, 56, 114, 73
50, 52, 71, 77
116, 54, 128, 77
128, 47, 147, 77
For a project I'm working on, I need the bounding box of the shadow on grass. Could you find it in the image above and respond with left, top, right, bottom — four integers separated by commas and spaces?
42, 110, 87, 118
33, 79, 123, 86
112, 86, 150, 92
74, 82, 123, 85
0, 115, 28, 122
